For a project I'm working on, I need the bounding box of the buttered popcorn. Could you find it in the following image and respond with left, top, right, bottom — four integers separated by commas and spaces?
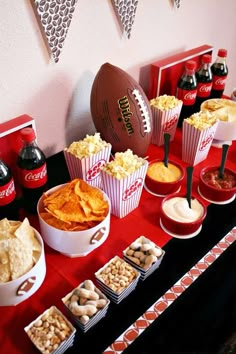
101, 149, 146, 179
65, 133, 110, 158
150, 95, 182, 110
185, 110, 218, 130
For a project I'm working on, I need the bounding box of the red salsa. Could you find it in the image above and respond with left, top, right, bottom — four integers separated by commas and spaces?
203, 169, 236, 189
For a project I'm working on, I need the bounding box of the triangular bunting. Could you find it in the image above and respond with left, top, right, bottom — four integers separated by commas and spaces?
112, 0, 139, 39
33, 0, 78, 63
173, 0, 181, 9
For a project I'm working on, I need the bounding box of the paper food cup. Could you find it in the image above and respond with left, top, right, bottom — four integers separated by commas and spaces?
100, 161, 148, 218
151, 102, 182, 146
64, 144, 111, 189
182, 120, 219, 166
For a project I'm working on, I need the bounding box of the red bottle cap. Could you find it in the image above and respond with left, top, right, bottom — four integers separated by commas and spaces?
202, 54, 212, 64
20, 127, 36, 143
218, 49, 227, 57
185, 60, 196, 71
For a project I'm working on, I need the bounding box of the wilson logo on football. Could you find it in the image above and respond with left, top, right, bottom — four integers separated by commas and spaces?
163, 114, 178, 131
200, 134, 214, 151
87, 159, 106, 181
122, 178, 143, 201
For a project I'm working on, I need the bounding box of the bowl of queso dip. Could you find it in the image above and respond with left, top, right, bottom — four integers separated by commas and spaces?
145, 159, 185, 196
199, 166, 236, 204
160, 193, 207, 238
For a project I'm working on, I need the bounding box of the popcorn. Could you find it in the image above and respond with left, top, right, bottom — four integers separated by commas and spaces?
185, 110, 218, 130
150, 95, 183, 146
150, 95, 182, 110
101, 149, 146, 180
65, 133, 110, 158
182, 111, 219, 166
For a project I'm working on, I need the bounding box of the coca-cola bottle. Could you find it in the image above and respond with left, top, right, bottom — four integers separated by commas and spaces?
210, 48, 228, 98
0, 159, 18, 220
195, 54, 213, 112
176, 60, 197, 127
17, 127, 48, 214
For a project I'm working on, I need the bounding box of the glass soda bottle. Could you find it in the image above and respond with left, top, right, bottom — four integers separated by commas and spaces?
0, 159, 18, 220
195, 54, 213, 112
210, 48, 228, 98
176, 60, 197, 127
17, 127, 48, 214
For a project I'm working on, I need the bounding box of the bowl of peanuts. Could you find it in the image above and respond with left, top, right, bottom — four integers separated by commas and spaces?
94, 256, 140, 304
123, 235, 165, 281
62, 279, 110, 333
24, 306, 76, 354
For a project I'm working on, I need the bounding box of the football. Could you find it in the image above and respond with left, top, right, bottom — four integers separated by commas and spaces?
90, 63, 153, 157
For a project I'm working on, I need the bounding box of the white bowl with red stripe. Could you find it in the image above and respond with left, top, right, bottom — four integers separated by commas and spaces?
37, 184, 111, 258
0, 228, 46, 307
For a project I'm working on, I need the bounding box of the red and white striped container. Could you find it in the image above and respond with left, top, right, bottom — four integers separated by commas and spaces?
182, 120, 218, 166
151, 101, 182, 146
64, 144, 111, 188
100, 161, 148, 218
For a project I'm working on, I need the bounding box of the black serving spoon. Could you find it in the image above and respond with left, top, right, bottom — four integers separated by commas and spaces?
186, 166, 194, 208
163, 133, 171, 167
219, 144, 230, 178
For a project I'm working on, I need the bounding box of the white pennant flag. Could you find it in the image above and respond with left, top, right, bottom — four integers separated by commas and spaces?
33, 0, 78, 63
112, 0, 139, 39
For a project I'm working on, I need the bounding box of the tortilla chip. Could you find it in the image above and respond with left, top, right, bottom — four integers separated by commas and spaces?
8, 238, 33, 280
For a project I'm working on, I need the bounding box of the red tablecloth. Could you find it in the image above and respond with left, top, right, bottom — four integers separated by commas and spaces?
1, 129, 236, 353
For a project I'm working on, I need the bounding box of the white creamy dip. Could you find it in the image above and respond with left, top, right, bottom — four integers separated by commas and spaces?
163, 197, 204, 223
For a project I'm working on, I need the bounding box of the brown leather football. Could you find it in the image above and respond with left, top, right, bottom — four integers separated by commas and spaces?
90, 63, 153, 157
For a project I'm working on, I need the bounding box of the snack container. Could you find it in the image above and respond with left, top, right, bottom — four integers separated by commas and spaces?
150, 97, 183, 146
123, 236, 165, 281
63, 144, 111, 189
100, 160, 148, 218
62, 280, 110, 333
37, 183, 111, 258
95, 256, 140, 304
182, 119, 218, 166
0, 228, 46, 307
24, 306, 76, 354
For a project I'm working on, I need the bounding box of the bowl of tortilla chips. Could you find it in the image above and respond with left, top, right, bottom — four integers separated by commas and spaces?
37, 179, 111, 257
201, 98, 236, 143
0, 217, 46, 306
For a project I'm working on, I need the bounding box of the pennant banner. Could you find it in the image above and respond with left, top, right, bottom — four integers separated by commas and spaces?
174, 0, 181, 9
112, 0, 139, 39
33, 0, 78, 63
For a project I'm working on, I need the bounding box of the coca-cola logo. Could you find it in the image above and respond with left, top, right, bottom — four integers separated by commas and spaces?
184, 92, 197, 100
122, 178, 143, 201
215, 77, 226, 85
199, 85, 211, 93
0, 180, 15, 199
163, 114, 178, 131
24, 165, 47, 182
200, 134, 214, 151
87, 159, 106, 181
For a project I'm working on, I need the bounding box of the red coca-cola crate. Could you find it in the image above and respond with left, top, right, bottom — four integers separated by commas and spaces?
148, 44, 213, 99
0, 115, 36, 194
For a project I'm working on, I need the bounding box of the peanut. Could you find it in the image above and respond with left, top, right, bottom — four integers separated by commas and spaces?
124, 236, 163, 270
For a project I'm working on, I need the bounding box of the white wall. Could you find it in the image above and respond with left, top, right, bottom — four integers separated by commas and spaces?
1, 0, 236, 157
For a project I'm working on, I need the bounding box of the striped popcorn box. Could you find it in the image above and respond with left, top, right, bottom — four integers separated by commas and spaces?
100, 160, 148, 218
150, 96, 182, 146
182, 116, 219, 166
64, 144, 112, 189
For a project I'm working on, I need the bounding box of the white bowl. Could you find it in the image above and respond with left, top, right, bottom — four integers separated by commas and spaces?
0, 228, 46, 306
37, 183, 111, 257
201, 99, 236, 142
